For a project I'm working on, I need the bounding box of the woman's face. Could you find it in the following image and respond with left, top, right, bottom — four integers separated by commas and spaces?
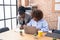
33, 17, 38, 22
20, 14, 25, 18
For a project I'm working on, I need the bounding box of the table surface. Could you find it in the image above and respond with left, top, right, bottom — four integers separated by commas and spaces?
0, 30, 60, 40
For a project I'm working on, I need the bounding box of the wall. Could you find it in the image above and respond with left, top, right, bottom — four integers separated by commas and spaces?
18, 0, 29, 7
30, 0, 60, 30
18, 0, 21, 7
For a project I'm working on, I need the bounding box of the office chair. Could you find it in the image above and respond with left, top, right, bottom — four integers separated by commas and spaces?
52, 29, 60, 34
0, 27, 9, 33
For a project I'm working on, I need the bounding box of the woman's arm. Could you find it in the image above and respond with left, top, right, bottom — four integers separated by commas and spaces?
41, 20, 49, 32
27, 19, 32, 26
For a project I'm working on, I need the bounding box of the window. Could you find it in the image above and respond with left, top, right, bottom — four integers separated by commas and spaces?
11, 0, 16, 5
0, 0, 17, 30
11, 6, 16, 17
0, 21, 4, 28
4, 0, 10, 4
5, 6, 11, 18
52, 0, 60, 12
0, 6, 4, 19
0, 0, 3, 4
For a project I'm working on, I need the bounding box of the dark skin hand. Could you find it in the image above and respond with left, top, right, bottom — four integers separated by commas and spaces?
20, 25, 24, 30
20, 24, 27, 30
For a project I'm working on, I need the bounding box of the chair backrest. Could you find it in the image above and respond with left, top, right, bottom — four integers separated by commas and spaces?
52, 29, 60, 34
46, 32, 60, 39
0, 27, 9, 33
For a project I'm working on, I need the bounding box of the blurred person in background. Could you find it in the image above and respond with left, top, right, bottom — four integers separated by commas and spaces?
27, 10, 49, 32
18, 6, 32, 29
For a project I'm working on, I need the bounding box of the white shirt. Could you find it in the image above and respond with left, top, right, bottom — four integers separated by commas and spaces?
27, 19, 49, 32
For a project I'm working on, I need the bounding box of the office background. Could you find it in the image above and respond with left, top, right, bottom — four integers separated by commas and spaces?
0, 0, 60, 30
0, 0, 18, 30
18, 0, 60, 30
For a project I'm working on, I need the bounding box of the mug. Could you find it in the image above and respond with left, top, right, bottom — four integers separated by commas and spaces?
38, 31, 43, 37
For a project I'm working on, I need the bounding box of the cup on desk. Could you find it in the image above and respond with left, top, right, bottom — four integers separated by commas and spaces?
20, 30, 23, 35
38, 31, 43, 37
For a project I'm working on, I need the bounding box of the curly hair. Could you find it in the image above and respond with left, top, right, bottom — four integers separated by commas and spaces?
32, 10, 43, 20
19, 6, 25, 15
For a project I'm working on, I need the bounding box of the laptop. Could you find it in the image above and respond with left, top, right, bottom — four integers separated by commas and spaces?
45, 32, 60, 39
24, 25, 38, 34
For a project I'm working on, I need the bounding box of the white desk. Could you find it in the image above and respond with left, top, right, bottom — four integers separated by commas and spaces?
0, 30, 60, 40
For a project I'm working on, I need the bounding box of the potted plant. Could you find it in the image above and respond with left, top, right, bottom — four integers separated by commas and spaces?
20, 31, 22, 35
33, 33, 38, 39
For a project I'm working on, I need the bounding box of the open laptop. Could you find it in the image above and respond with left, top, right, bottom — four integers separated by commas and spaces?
24, 25, 38, 34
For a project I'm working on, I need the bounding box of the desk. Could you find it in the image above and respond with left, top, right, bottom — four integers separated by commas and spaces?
0, 30, 60, 40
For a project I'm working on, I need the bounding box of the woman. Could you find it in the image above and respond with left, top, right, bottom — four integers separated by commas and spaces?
18, 6, 32, 29
27, 10, 49, 32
